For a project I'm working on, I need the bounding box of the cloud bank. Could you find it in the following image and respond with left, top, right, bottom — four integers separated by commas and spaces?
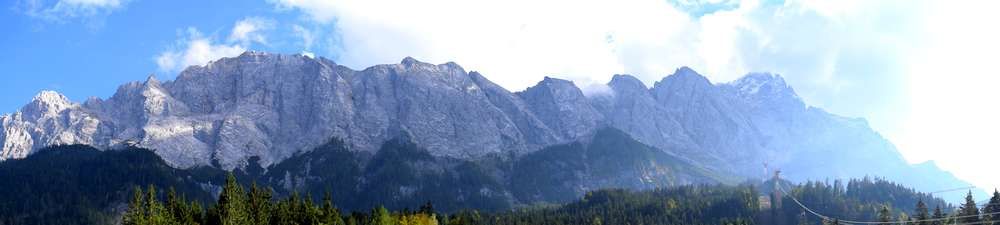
265, 0, 1000, 191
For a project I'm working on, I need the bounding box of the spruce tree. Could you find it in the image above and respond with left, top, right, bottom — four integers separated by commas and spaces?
959, 191, 981, 223
914, 199, 930, 225
217, 173, 251, 225
368, 206, 395, 225
932, 205, 945, 225
122, 187, 147, 225
322, 193, 346, 225
145, 185, 174, 225
984, 190, 1000, 225
878, 205, 892, 223
247, 182, 272, 225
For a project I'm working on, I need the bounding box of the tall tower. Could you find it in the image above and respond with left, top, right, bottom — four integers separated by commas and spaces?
772, 170, 782, 209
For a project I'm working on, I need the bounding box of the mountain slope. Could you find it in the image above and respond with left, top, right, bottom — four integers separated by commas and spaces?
0, 52, 976, 198
0, 145, 220, 225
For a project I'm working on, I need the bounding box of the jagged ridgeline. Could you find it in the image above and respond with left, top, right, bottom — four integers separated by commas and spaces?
0, 52, 986, 223
0, 52, 976, 202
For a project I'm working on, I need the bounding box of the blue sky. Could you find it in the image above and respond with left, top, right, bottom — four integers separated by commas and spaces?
0, 0, 323, 110
2, 0, 1000, 193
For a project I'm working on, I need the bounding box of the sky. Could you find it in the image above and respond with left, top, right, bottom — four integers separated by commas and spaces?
1, 0, 998, 193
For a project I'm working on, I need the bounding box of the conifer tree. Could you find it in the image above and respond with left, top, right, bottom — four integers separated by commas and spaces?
932, 205, 945, 225
301, 193, 322, 225
247, 182, 272, 225
369, 206, 395, 225
915, 199, 930, 225
123, 187, 147, 225
959, 191, 981, 223
984, 190, 1000, 225
878, 205, 892, 223
217, 173, 251, 225
145, 185, 175, 225
322, 193, 346, 225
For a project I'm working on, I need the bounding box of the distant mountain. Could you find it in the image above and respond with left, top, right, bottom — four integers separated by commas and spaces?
0, 51, 976, 199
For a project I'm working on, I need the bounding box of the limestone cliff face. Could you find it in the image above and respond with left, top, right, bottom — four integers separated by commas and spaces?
1, 52, 572, 169
0, 52, 973, 198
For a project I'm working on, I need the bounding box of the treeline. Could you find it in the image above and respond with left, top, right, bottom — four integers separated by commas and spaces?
119, 174, 1000, 225
480, 185, 759, 225
125, 173, 760, 225
774, 177, 1000, 225
123, 174, 439, 225
0, 145, 219, 225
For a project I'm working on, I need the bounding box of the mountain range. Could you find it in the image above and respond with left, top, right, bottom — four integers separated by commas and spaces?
0, 51, 975, 201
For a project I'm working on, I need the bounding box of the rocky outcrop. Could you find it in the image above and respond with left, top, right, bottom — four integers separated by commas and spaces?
0, 52, 976, 198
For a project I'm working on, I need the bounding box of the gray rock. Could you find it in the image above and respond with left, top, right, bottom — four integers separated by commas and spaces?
0, 52, 978, 198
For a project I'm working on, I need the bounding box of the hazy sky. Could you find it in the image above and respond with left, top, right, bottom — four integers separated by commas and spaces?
1, 0, 998, 193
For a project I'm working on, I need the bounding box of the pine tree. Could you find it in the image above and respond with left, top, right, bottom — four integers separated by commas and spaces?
959, 191, 981, 223
932, 205, 945, 225
322, 193, 346, 225
217, 173, 251, 225
983, 190, 1000, 225
914, 199, 930, 225
247, 182, 272, 225
122, 186, 147, 225
878, 205, 892, 223
145, 185, 175, 225
300, 193, 322, 225
368, 206, 395, 225
189, 201, 204, 225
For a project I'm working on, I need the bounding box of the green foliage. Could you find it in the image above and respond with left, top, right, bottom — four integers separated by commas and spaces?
878, 205, 892, 222
914, 199, 930, 225
775, 177, 952, 225
0, 145, 217, 225
959, 191, 981, 223
983, 190, 1000, 225
483, 185, 759, 225
123, 175, 439, 225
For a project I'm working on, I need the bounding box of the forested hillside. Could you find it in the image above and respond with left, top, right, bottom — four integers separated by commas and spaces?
1, 140, 994, 224
121, 174, 998, 225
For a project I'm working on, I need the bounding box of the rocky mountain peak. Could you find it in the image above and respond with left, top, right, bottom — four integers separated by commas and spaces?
649, 67, 718, 104
144, 74, 161, 86
0, 52, 973, 201
730, 73, 792, 96
21, 90, 75, 120
519, 76, 603, 140
659, 66, 712, 88
727, 72, 804, 109
608, 74, 648, 93
523, 77, 589, 102
401, 56, 420, 66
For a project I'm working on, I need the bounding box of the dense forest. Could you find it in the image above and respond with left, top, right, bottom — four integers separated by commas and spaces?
2, 141, 999, 224
121, 173, 1000, 225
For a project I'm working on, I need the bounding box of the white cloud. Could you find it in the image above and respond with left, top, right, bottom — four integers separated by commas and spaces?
292, 24, 316, 51
270, 0, 1000, 191
228, 17, 275, 45
898, 0, 1000, 194
20, 0, 129, 23
155, 28, 247, 73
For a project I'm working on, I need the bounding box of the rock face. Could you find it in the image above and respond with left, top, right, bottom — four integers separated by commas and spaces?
0, 51, 976, 197
1, 52, 575, 169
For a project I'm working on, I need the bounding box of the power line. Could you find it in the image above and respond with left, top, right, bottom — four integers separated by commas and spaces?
778, 185, 1000, 225
925, 186, 979, 194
